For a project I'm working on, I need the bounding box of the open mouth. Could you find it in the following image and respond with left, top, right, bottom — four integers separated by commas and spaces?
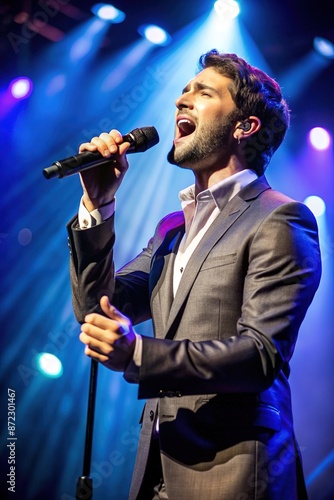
175, 116, 196, 142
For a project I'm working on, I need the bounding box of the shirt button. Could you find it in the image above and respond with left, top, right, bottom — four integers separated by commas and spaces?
149, 410, 154, 421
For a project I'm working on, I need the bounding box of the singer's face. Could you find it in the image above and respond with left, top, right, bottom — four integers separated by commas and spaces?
167, 67, 239, 171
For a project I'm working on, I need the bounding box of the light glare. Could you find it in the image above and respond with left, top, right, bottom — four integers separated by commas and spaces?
10, 77, 33, 99
91, 3, 125, 23
309, 127, 331, 150
304, 196, 326, 218
214, 0, 240, 19
36, 353, 63, 378
138, 24, 171, 46
313, 37, 334, 59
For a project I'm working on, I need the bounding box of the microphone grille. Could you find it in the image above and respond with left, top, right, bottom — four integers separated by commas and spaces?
131, 126, 159, 152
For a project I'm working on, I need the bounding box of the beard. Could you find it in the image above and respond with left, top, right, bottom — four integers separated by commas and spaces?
167, 111, 239, 171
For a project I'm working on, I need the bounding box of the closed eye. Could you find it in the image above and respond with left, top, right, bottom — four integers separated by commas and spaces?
181, 82, 219, 97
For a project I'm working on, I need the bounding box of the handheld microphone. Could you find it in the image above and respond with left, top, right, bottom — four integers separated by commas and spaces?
43, 126, 159, 179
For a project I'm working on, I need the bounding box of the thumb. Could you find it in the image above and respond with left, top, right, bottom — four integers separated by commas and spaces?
100, 296, 130, 333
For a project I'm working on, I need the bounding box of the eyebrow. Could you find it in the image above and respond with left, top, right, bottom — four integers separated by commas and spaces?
182, 82, 220, 96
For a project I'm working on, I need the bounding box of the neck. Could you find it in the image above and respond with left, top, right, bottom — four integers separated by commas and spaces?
194, 158, 245, 197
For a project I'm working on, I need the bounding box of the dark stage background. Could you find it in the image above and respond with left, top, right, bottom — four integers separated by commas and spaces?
0, 1, 333, 499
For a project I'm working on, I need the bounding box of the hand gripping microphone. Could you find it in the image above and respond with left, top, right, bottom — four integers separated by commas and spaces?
43, 126, 159, 179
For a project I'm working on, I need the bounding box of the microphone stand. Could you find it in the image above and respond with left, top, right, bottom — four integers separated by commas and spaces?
76, 359, 98, 500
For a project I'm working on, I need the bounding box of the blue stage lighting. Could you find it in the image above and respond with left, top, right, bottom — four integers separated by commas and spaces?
304, 195, 326, 218
138, 24, 171, 46
91, 3, 125, 23
9, 77, 33, 99
313, 37, 334, 59
214, 0, 240, 19
308, 127, 331, 151
35, 353, 63, 378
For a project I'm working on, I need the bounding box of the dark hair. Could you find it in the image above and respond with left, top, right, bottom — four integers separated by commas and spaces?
198, 50, 290, 175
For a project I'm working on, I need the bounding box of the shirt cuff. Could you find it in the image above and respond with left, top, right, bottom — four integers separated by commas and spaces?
78, 197, 116, 229
123, 333, 142, 384
133, 333, 142, 367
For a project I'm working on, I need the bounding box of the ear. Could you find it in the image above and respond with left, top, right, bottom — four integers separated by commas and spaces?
233, 116, 262, 141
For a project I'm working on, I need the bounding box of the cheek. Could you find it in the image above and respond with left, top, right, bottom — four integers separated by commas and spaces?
196, 101, 214, 114
197, 102, 229, 122
197, 112, 225, 133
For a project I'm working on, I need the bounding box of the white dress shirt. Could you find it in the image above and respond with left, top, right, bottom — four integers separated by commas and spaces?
173, 169, 257, 295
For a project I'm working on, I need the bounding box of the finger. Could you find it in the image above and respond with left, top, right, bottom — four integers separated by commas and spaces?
99, 132, 120, 154
108, 129, 132, 157
78, 142, 98, 153
80, 330, 115, 355
81, 322, 104, 340
90, 136, 116, 157
81, 319, 121, 341
108, 129, 123, 143
83, 311, 117, 330
89, 134, 130, 167
84, 345, 109, 363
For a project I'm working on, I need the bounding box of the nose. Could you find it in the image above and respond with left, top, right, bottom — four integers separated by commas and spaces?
175, 91, 193, 110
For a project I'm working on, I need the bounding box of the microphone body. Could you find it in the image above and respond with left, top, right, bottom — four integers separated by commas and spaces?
43, 126, 159, 179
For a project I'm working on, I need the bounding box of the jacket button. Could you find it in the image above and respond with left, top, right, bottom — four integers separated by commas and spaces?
149, 410, 154, 421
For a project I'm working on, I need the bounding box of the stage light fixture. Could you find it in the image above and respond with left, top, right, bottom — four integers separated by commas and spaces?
9, 77, 33, 99
313, 37, 334, 60
138, 24, 171, 46
304, 195, 326, 218
35, 353, 63, 378
214, 0, 240, 19
91, 3, 125, 23
308, 127, 331, 151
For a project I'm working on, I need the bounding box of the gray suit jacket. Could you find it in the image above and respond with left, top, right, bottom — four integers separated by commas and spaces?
68, 176, 321, 499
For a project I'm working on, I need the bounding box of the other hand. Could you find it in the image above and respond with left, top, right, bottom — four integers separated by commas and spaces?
79, 296, 136, 372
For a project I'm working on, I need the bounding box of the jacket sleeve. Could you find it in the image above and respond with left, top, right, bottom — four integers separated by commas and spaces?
67, 211, 183, 324
131, 201, 321, 398
67, 214, 153, 324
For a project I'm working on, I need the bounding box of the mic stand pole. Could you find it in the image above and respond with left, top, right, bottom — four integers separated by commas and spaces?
76, 359, 98, 500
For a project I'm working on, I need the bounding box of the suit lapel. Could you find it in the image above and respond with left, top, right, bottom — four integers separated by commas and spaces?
149, 221, 185, 335
163, 176, 271, 338
155, 229, 184, 329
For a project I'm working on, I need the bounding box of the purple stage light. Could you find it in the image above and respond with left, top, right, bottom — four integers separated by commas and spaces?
308, 127, 331, 151
10, 77, 33, 99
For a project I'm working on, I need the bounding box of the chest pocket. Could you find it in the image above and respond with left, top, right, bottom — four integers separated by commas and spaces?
200, 253, 237, 271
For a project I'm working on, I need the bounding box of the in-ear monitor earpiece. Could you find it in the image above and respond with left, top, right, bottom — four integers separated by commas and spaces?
238, 121, 251, 132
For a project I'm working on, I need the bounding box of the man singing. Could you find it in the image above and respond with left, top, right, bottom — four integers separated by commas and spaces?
67, 50, 321, 499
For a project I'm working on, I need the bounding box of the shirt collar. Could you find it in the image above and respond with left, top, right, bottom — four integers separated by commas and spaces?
179, 169, 258, 212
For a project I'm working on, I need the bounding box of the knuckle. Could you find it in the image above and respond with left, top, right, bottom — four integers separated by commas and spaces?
105, 345, 114, 355
91, 137, 104, 147
100, 132, 111, 141
79, 142, 92, 152
87, 313, 97, 321
105, 329, 115, 343
109, 129, 122, 140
